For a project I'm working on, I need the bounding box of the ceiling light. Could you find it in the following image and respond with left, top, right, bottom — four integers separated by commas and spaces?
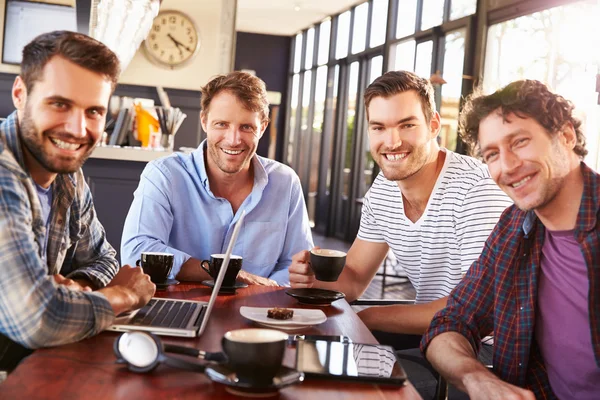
294, 4, 301, 12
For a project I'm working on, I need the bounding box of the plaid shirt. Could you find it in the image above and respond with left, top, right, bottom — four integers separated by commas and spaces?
422, 163, 600, 399
0, 112, 117, 355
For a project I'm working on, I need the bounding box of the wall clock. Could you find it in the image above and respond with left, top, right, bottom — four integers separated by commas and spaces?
144, 10, 200, 69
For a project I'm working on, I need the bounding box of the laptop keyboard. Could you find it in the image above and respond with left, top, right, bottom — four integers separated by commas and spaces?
130, 299, 205, 329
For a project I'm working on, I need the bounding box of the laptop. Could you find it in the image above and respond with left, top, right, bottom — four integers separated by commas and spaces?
108, 210, 246, 337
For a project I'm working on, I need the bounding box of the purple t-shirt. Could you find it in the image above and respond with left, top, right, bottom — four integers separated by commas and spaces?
535, 229, 600, 399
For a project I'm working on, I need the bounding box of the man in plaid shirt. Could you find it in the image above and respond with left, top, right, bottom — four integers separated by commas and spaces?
422, 80, 600, 399
0, 31, 155, 372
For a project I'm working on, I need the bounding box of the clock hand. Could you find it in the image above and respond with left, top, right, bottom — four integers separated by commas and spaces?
167, 33, 194, 53
166, 33, 184, 57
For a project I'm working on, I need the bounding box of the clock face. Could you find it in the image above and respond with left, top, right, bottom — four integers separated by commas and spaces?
144, 10, 200, 68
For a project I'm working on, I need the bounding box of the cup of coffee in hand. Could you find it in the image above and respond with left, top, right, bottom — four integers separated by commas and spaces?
136, 252, 174, 284
222, 328, 288, 386
310, 249, 347, 281
201, 254, 243, 287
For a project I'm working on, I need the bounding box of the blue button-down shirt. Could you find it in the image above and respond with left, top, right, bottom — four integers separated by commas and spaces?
121, 141, 313, 285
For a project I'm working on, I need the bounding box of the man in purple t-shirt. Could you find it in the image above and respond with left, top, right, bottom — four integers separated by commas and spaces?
421, 79, 600, 400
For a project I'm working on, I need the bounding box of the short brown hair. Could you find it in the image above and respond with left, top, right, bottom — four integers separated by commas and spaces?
21, 30, 120, 92
364, 70, 436, 122
459, 79, 587, 158
201, 71, 270, 123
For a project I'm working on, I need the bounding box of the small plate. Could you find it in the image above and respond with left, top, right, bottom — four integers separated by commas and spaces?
155, 278, 180, 289
240, 306, 327, 328
285, 288, 345, 305
205, 364, 304, 397
201, 280, 248, 292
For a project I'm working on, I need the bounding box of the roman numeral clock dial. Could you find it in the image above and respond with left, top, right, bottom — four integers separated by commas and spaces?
144, 10, 200, 69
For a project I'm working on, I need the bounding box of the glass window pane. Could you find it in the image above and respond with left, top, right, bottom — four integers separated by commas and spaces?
336, 11, 351, 59
326, 65, 340, 192
369, 55, 383, 84
369, 0, 388, 48
421, 0, 444, 31
483, 2, 600, 170
287, 74, 300, 165
317, 19, 331, 65
344, 62, 360, 197
305, 27, 315, 69
393, 40, 416, 71
307, 66, 329, 223
440, 30, 466, 152
293, 33, 303, 73
396, 0, 417, 38
415, 40, 433, 78
451, 0, 476, 20
351, 2, 369, 54
298, 71, 313, 180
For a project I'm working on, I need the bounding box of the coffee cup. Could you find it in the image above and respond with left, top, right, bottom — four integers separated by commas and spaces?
136, 252, 174, 284
201, 254, 243, 287
222, 328, 288, 386
310, 249, 347, 281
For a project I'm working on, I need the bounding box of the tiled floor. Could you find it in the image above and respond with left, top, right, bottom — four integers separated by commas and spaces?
312, 230, 416, 302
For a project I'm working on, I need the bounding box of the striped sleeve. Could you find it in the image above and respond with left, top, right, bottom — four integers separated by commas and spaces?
455, 176, 513, 274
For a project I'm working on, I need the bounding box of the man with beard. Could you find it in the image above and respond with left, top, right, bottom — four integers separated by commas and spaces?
422, 80, 600, 399
289, 71, 511, 347
0, 31, 155, 372
121, 71, 313, 286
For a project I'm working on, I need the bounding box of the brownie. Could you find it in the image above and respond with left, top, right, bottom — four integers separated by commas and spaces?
267, 307, 294, 320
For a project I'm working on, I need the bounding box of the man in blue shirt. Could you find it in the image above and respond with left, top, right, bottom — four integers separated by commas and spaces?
121, 72, 313, 286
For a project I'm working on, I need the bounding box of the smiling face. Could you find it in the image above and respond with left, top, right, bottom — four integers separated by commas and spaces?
479, 111, 576, 212
13, 56, 111, 179
366, 91, 440, 182
201, 90, 267, 176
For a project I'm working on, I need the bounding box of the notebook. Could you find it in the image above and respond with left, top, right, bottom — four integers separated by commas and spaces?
108, 210, 246, 337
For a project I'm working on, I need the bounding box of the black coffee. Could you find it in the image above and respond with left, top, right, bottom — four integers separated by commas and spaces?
136, 252, 174, 284
201, 254, 242, 287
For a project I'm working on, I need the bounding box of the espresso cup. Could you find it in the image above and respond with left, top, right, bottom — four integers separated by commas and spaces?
310, 249, 347, 281
222, 328, 288, 386
201, 254, 243, 287
136, 252, 174, 284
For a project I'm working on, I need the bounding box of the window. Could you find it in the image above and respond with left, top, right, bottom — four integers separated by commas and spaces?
317, 19, 331, 65
393, 40, 416, 71
305, 28, 315, 69
415, 40, 433, 78
483, 1, 600, 170
370, 0, 388, 47
450, 0, 476, 20
396, 0, 417, 38
336, 10, 351, 59
440, 30, 466, 151
421, 0, 444, 31
287, 74, 300, 165
351, 3, 369, 54
293, 33, 303, 73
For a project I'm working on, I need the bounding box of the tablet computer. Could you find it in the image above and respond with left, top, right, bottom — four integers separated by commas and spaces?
295, 340, 407, 386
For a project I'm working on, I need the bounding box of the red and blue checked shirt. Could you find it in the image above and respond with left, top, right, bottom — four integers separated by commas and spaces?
0, 112, 118, 363
421, 163, 600, 399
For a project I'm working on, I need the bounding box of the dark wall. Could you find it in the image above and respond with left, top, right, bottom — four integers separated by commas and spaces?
0, 73, 203, 150
234, 32, 291, 162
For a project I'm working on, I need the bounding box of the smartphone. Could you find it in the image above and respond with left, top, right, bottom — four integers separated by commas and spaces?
295, 340, 407, 386
288, 334, 352, 345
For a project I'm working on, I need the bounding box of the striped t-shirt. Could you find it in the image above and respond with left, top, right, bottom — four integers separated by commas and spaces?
358, 150, 512, 303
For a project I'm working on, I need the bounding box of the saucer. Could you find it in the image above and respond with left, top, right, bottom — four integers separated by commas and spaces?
285, 288, 345, 305
205, 364, 304, 397
240, 306, 327, 329
201, 280, 248, 292
155, 278, 179, 289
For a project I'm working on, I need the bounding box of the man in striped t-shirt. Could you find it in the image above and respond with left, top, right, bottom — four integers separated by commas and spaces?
289, 71, 511, 348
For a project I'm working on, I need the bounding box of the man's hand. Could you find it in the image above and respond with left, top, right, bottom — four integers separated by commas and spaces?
289, 249, 316, 288
105, 265, 155, 311
237, 270, 278, 286
463, 371, 536, 400
53, 274, 92, 292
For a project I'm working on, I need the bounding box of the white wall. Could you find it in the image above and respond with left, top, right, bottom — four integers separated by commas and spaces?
0, 0, 237, 90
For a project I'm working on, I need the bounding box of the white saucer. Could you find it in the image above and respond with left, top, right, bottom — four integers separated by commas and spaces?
239, 307, 327, 329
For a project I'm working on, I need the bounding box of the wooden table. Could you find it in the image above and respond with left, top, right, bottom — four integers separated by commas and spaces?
0, 284, 422, 399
